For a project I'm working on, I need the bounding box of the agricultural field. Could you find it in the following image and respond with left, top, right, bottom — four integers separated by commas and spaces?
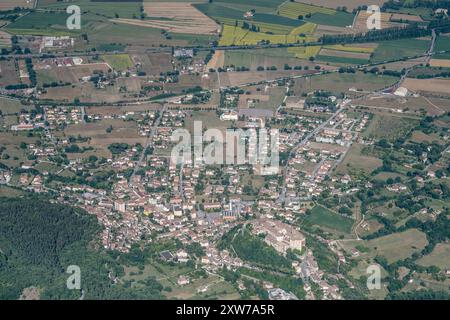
353, 11, 406, 33
301, 0, 385, 11
0, 0, 34, 10
64, 119, 146, 158
429, 59, 450, 68
219, 25, 313, 46
370, 38, 430, 63
36, 63, 111, 85
0, 97, 31, 114
362, 113, 419, 141
364, 229, 428, 264
335, 143, 382, 175
131, 53, 173, 75
293, 72, 399, 95
102, 54, 134, 71
223, 47, 329, 70
139, 2, 219, 35
287, 45, 322, 59
302, 205, 354, 235
403, 78, 450, 95
0, 59, 20, 87
316, 43, 377, 65
417, 243, 450, 270
278, 2, 336, 19
39, 0, 142, 19
0, 30, 11, 48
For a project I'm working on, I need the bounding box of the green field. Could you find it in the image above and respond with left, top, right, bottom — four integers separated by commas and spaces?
102, 54, 134, 71
365, 229, 428, 263
435, 35, 450, 54
371, 38, 430, 63
296, 72, 399, 94
303, 205, 354, 234
39, 0, 142, 19
219, 25, 313, 46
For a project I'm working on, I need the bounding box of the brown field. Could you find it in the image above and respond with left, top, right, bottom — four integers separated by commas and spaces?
429, 59, 450, 67
219, 69, 336, 87
114, 2, 219, 35
65, 119, 146, 157
390, 13, 424, 22
377, 56, 428, 71
353, 95, 447, 116
0, 59, 19, 87
301, 0, 385, 11
40, 83, 125, 103
36, 63, 111, 84
335, 143, 382, 174
354, 11, 405, 32
417, 243, 450, 270
206, 50, 224, 70
0, 30, 11, 47
315, 24, 355, 36
410, 130, 444, 144
117, 77, 142, 92
403, 78, 450, 95
319, 48, 371, 60
131, 53, 173, 76
0, 0, 34, 10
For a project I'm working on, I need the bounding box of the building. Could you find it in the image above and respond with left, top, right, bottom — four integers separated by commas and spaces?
114, 200, 126, 213
252, 218, 306, 254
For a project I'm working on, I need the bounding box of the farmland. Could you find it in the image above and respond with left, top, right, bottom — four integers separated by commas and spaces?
140, 2, 219, 35
278, 2, 336, 19
219, 25, 313, 46
0, 0, 34, 10
339, 229, 428, 264
335, 143, 382, 175
293, 72, 399, 95
403, 78, 450, 95
417, 243, 450, 270
370, 38, 430, 63
102, 54, 134, 71
362, 114, 419, 141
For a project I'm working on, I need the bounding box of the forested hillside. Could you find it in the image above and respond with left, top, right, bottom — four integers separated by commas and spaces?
0, 197, 164, 300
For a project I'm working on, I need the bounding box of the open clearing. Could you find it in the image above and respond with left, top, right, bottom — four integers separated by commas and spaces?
417, 243, 450, 270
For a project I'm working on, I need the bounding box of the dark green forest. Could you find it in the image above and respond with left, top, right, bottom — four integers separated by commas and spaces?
0, 197, 164, 300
